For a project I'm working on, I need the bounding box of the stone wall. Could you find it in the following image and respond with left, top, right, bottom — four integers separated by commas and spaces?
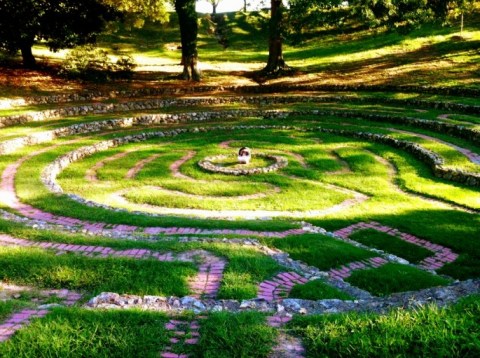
2, 94, 479, 129
2, 84, 479, 108
37, 124, 479, 198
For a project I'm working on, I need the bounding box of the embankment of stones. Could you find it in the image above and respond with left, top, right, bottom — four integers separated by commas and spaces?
2, 94, 479, 131
87, 278, 480, 315
2, 84, 479, 109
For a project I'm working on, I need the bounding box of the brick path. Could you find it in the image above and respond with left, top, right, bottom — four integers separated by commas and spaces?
267, 315, 306, 358
334, 221, 458, 270
0, 288, 82, 343
258, 272, 308, 301
161, 317, 205, 358
0, 234, 226, 299
328, 257, 389, 280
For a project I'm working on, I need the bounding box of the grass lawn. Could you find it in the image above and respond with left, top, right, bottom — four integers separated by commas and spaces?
289, 295, 480, 358
0, 6, 479, 356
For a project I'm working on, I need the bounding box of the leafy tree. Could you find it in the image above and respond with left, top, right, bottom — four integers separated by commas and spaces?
349, 0, 476, 30
105, 0, 200, 81
287, 0, 344, 39
0, 0, 118, 68
102, 0, 170, 28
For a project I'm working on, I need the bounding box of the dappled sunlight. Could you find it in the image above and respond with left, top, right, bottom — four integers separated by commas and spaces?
0, 7, 479, 356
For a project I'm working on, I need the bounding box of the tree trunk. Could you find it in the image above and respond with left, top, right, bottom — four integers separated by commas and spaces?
243, 1, 247, 12
212, 4, 217, 15
263, 0, 288, 74
175, 0, 201, 81
20, 43, 36, 68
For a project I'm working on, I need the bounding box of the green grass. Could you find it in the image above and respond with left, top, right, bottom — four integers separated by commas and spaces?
289, 279, 353, 301
0, 301, 31, 321
346, 263, 451, 297
216, 248, 283, 299
268, 234, 376, 271
197, 312, 277, 358
0, 247, 196, 296
349, 229, 433, 264
0, 8, 479, 353
289, 294, 480, 358
0, 308, 171, 357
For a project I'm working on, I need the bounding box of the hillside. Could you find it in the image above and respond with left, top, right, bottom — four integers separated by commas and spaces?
0, 9, 479, 97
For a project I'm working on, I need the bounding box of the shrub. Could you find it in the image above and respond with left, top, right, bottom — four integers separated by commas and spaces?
60, 45, 135, 81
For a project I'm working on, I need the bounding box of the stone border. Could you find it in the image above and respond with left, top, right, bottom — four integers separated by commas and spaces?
2, 84, 479, 109
198, 153, 288, 176
306, 126, 480, 187
39, 127, 479, 215
3, 106, 478, 157
86, 279, 480, 316
1, 97, 479, 144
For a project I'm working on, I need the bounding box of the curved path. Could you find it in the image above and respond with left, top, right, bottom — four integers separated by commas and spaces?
85, 150, 133, 182
0, 221, 465, 354
0, 146, 306, 238
389, 127, 480, 165
366, 148, 479, 213
126, 153, 162, 179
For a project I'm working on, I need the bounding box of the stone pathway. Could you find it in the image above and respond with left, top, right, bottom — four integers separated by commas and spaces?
0, 287, 82, 343
160, 317, 205, 358
258, 272, 309, 302
267, 315, 306, 358
334, 221, 459, 270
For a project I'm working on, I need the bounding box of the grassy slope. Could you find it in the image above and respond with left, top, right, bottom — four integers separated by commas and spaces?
0, 8, 479, 97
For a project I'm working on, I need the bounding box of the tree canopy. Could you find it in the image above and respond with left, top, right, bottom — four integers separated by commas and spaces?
0, 0, 118, 67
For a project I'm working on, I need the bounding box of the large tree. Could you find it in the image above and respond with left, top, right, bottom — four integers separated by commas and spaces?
175, 0, 201, 81
0, 0, 118, 68
263, 0, 289, 74
106, 0, 201, 81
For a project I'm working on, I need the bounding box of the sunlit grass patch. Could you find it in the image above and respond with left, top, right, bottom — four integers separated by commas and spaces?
349, 229, 433, 264
346, 263, 451, 297
289, 295, 480, 358
0, 247, 196, 297
267, 234, 375, 271
289, 279, 353, 301
197, 312, 277, 358
0, 308, 171, 357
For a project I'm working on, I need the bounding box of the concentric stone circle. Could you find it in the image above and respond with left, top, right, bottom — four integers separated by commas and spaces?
198, 153, 288, 175
0, 84, 479, 355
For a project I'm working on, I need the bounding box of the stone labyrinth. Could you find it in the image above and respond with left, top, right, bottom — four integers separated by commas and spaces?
0, 85, 479, 356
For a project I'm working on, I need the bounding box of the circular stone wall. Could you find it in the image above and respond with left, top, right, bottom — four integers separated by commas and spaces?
198, 153, 288, 175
